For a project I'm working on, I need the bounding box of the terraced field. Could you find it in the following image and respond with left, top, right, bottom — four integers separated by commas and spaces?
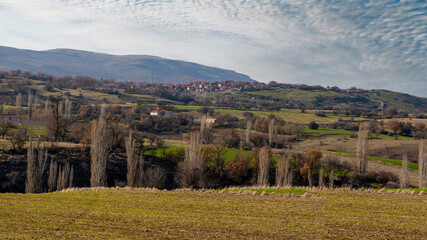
0, 188, 425, 239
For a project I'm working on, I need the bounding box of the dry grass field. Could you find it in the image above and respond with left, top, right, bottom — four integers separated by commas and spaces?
0, 188, 425, 239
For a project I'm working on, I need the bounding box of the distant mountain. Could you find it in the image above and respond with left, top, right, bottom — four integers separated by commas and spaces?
0, 46, 256, 83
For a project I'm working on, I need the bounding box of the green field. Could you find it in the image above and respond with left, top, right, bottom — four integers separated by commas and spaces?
305, 127, 412, 139
0, 188, 425, 239
174, 105, 364, 124
145, 145, 253, 164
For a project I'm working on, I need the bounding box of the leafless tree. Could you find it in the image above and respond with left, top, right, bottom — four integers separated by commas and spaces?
126, 131, 138, 187
268, 118, 275, 146
69, 165, 74, 188
16, 92, 22, 107
56, 167, 62, 190
400, 154, 409, 188
319, 168, 324, 187
275, 151, 290, 187
258, 147, 271, 186
44, 99, 49, 113
136, 155, 145, 187
48, 159, 57, 192
329, 170, 334, 189
90, 116, 109, 187
28, 90, 33, 120
419, 140, 427, 188
25, 141, 48, 193
65, 97, 72, 120
143, 167, 167, 189
200, 115, 213, 144
56, 162, 73, 191
305, 149, 322, 187
47, 95, 70, 142
25, 141, 37, 193
356, 123, 369, 174
58, 162, 69, 190
33, 97, 39, 110
175, 132, 204, 187
58, 100, 64, 116
246, 120, 252, 146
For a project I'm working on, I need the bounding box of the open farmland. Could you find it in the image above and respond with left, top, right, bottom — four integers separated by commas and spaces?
174, 105, 363, 124
0, 188, 425, 239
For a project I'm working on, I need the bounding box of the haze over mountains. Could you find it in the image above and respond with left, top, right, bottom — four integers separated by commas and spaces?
0, 46, 255, 83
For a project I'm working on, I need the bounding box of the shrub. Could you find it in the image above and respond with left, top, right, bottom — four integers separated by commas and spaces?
223, 130, 241, 148
225, 153, 252, 185
308, 121, 319, 130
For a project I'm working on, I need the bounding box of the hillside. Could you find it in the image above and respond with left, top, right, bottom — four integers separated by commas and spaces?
237, 88, 427, 112
0, 46, 255, 83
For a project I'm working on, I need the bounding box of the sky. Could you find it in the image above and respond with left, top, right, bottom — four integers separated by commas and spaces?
0, 0, 426, 97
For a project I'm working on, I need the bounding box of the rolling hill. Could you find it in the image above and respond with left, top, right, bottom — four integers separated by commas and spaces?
0, 46, 255, 83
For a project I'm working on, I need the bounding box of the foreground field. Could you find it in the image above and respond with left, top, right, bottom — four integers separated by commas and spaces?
0, 188, 426, 239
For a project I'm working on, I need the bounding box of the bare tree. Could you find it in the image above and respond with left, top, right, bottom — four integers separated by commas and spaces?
69, 165, 74, 188
275, 151, 290, 187
25, 141, 48, 193
175, 132, 204, 187
304, 149, 322, 187
48, 159, 58, 192
28, 90, 33, 120
16, 92, 22, 107
258, 147, 271, 186
136, 155, 145, 187
44, 99, 49, 113
200, 115, 213, 144
65, 97, 72, 120
419, 140, 427, 188
143, 167, 167, 189
25, 141, 37, 193
33, 97, 39, 110
268, 118, 275, 146
329, 170, 334, 189
90, 116, 109, 187
400, 154, 409, 189
246, 120, 252, 146
126, 131, 138, 187
56, 167, 62, 191
58, 101, 64, 116
58, 162, 70, 190
47, 95, 69, 142
356, 123, 369, 174
56, 162, 73, 191
319, 168, 324, 187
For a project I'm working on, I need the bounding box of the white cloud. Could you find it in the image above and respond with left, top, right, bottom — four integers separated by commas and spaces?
0, 0, 426, 96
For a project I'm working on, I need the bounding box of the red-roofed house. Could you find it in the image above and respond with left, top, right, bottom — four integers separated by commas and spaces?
150, 109, 169, 117
0, 114, 20, 121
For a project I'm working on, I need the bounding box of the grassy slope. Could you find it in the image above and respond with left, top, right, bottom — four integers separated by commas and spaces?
241, 88, 427, 112
305, 127, 412, 139
0, 188, 425, 239
323, 150, 419, 171
369, 90, 427, 113
174, 105, 362, 124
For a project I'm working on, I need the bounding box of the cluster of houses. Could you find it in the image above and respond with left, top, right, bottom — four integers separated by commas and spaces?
102, 79, 370, 94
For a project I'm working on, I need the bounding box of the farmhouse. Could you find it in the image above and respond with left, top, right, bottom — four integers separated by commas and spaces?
150, 109, 169, 117
0, 114, 20, 122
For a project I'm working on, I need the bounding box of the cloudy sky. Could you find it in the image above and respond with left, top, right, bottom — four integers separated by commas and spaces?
0, 0, 426, 96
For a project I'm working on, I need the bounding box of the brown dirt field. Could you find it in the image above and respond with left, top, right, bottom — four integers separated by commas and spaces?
0, 188, 425, 239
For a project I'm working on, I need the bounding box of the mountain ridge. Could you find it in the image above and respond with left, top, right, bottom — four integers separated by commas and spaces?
0, 45, 256, 83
